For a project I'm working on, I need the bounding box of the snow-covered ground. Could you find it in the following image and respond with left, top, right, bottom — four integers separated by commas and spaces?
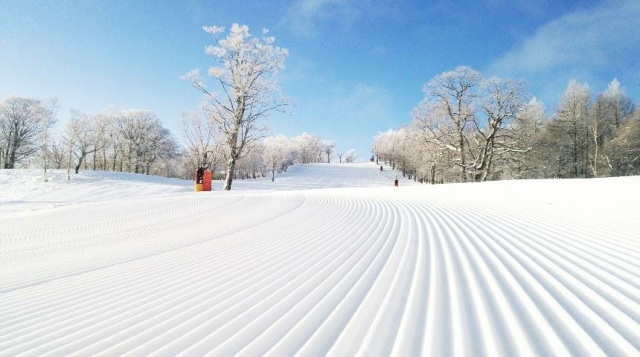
1, 164, 639, 356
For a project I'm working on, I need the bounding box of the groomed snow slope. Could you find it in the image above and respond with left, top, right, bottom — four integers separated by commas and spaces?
1, 164, 639, 356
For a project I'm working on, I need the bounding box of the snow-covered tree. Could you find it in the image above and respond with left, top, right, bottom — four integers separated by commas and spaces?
506, 97, 546, 178
263, 134, 292, 181
607, 109, 640, 175
105, 110, 177, 175
322, 140, 336, 163
374, 129, 404, 170
40, 98, 58, 181
598, 79, 636, 175
412, 67, 527, 182
88, 113, 112, 171
234, 141, 265, 180
0, 96, 56, 169
419, 66, 481, 181
63, 110, 115, 175
344, 149, 357, 163
64, 112, 81, 180
373, 128, 424, 180
47, 134, 67, 170
469, 77, 525, 181
181, 109, 223, 174
603, 78, 635, 132
294, 132, 324, 164
556, 80, 591, 178
183, 23, 289, 190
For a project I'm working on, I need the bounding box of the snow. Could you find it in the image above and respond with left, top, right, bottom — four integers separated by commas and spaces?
1, 163, 639, 356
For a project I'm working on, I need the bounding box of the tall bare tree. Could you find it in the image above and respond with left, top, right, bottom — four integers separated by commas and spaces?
183, 23, 289, 190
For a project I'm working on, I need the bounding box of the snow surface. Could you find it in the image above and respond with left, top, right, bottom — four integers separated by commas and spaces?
1, 164, 639, 356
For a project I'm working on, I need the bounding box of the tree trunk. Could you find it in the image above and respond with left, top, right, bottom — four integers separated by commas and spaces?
102, 148, 107, 170
223, 157, 235, 191
7, 140, 18, 169
430, 163, 436, 184
75, 152, 86, 174
67, 142, 74, 180
458, 131, 466, 182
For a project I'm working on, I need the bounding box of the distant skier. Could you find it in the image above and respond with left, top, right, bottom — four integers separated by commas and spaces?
380, 165, 383, 171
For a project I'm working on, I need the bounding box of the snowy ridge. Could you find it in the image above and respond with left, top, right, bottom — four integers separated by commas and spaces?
1, 164, 639, 355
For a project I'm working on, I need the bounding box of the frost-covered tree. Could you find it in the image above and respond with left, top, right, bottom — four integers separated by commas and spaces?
344, 149, 357, 163
607, 109, 640, 175
88, 113, 111, 171
526, 80, 593, 179
469, 77, 525, 181
417, 66, 481, 181
603, 79, 635, 132
263, 134, 291, 181
506, 97, 546, 178
374, 129, 407, 170
322, 140, 336, 163
65, 110, 112, 174
106, 110, 177, 175
410, 67, 532, 182
599, 79, 636, 175
556, 80, 591, 178
0, 96, 56, 169
66, 110, 96, 174
141, 122, 178, 176
181, 110, 223, 174
64, 112, 81, 180
294, 132, 324, 164
183, 23, 289, 190
40, 98, 58, 181
374, 128, 427, 181
241, 142, 266, 179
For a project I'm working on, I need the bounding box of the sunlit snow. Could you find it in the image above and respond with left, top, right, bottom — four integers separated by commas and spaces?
1, 163, 639, 355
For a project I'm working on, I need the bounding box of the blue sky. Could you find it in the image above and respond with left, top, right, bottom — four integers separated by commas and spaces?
2, 0, 638, 159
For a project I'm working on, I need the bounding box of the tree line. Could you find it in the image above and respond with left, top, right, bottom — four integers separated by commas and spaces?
0, 100, 182, 179
0, 96, 344, 183
373, 66, 639, 184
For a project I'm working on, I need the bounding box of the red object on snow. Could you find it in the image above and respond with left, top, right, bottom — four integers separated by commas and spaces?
202, 170, 212, 191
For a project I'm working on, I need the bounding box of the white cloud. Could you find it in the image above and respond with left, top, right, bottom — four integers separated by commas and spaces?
490, 0, 640, 105
283, 0, 379, 37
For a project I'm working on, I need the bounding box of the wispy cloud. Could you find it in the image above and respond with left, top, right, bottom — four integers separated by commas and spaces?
283, 0, 381, 38
490, 0, 640, 105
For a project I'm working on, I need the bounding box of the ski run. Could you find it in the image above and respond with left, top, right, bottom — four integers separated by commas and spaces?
1, 163, 639, 356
